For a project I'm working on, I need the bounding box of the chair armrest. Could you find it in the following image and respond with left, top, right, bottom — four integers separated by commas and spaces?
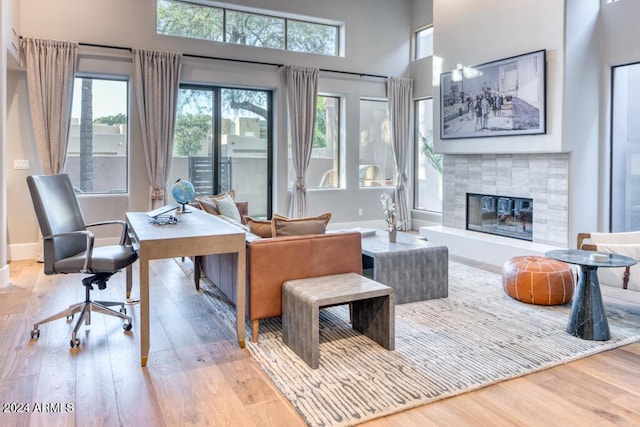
86, 220, 129, 245
43, 230, 95, 272
577, 233, 596, 250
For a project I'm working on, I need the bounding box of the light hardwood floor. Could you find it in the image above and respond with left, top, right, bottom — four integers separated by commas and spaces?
1, 258, 639, 426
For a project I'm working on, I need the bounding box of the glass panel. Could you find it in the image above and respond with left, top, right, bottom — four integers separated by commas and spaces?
359, 99, 393, 187
415, 98, 442, 212
221, 88, 270, 218
225, 10, 285, 49
156, 1, 341, 57
157, 0, 224, 42
466, 194, 532, 241
65, 78, 128, 194
288, 96, 340, 189
611, 63, 640, 231
287, 20, 338, 56
415, 27, 433, 60
170, 88, 214, 199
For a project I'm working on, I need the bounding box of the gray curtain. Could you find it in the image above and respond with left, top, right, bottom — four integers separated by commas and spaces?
132, 49, 182, 209
388, 76, 413, 231
286, 65, 318, 218
20, 37, 78, 175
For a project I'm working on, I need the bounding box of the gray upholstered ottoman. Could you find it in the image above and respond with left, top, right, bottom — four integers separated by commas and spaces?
361, 231, 449, 303
282, 272, 395, 369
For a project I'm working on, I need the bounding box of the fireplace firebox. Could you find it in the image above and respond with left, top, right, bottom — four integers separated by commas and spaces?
466, 193, 533, 241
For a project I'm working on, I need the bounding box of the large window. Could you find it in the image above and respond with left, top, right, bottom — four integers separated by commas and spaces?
359, 99, 393, 187
157, 0, 340, 57
414, 98, 442, 212
288, 95, 341, 189
64, 77, 128, 194
170, 86, 272, 218
611, 63, 640, 231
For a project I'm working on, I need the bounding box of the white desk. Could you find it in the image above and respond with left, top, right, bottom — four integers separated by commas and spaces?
126, 209, 246, 366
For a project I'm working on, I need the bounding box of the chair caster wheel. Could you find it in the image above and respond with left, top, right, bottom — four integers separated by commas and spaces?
119, 307, 127, 315
123, 322, 132, 331
70, 338, 80, 348
31, 328, 40, 339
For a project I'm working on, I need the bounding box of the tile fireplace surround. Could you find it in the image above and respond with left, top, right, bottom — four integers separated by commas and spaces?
442, 153, 569, 248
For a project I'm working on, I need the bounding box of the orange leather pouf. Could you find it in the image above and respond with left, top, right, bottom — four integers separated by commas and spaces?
502, 256, 575, 305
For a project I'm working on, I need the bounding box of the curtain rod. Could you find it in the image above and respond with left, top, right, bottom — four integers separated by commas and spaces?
79, 41, 388, 80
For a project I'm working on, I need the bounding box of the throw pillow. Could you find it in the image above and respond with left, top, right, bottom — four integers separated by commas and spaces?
195, 190, 236, 216
215, 193, 242, 223
245, 216, 273, 238
271, 212, 332, 237
196, 197, 220, 216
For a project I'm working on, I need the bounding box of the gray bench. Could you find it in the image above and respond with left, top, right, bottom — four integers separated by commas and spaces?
282, 273, 395, 369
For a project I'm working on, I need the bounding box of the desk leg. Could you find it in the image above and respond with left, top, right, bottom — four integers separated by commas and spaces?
126, 264, 133, 299
140, 257, 150, 366
236, 246, 246, 348
567, 266, 610, 341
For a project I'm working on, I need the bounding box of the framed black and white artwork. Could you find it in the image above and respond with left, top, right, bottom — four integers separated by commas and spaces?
440, 49, 546, 140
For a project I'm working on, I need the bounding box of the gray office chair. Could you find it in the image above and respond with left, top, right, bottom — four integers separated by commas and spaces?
27, 174, 138, 348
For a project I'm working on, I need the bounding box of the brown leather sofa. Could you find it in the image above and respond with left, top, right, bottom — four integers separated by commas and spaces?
197, 231, 363, 342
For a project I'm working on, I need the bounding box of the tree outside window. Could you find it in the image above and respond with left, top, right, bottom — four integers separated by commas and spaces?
157, 0, 340, 56
64, 78, 128, 194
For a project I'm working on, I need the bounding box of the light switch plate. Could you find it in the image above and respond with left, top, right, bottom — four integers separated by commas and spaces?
13, 159, 29, 170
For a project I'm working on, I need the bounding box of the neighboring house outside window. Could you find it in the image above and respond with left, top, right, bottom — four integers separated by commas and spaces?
170, 86, 273, 218
64, 77, 128, 194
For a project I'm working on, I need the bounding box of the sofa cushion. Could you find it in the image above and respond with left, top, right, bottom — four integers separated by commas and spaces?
245, 216, 273, 238
197, 197, 220, 215
216, 193, 242, 223
195, 190, 236, 216
271, 213, 332, 237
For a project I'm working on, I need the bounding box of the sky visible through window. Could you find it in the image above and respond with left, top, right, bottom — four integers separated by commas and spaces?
70, 79, 127, 120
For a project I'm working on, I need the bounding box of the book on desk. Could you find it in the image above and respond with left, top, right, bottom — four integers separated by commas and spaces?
146, 204, 180, 225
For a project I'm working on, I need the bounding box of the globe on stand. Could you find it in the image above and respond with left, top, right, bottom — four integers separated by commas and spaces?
172, 179, 195, 213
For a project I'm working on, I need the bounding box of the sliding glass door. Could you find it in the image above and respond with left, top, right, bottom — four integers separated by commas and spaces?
170, 85, 272, 218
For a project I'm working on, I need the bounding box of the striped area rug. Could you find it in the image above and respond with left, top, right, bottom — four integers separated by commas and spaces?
195, 261, 640, 427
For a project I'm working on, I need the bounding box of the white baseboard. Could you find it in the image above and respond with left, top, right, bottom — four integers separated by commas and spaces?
8, 242, 40, 261
420, 225, 562, 268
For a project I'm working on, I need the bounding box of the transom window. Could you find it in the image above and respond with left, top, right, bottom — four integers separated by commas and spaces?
157, 0, 341, 57
65, 77, 129, 194
415, 26, 433, 60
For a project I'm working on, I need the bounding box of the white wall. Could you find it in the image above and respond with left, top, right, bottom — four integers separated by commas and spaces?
6, 0, 413, 259
430, 0, 615, 245
563, 0, 600, 243
432, 0, 565, 155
